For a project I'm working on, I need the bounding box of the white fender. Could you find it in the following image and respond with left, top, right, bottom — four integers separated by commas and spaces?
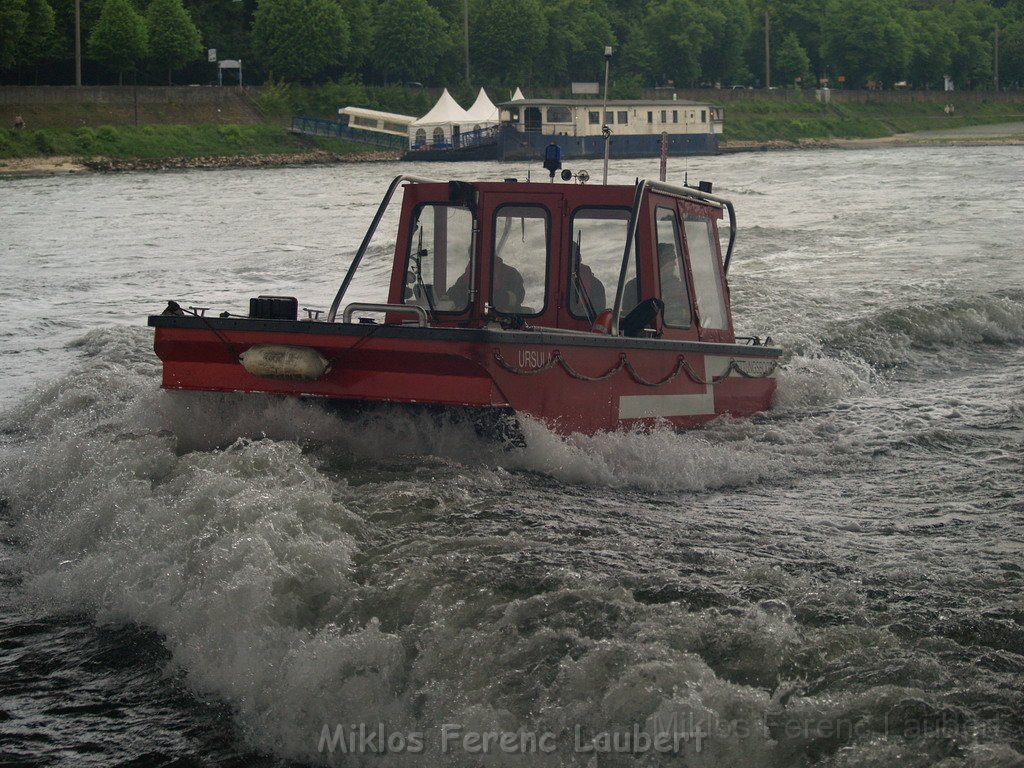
239, 345, 331, 380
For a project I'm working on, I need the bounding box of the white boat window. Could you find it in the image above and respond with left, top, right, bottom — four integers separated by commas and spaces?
568, 207, 639, 321
405, 204, 474, 313
655, 206, 692, 327
492, 205, 548, 316
684, 214, 728, 330
414, 128, 426, 145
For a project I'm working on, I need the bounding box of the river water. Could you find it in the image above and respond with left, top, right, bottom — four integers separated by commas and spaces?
1, 149, 1023, 767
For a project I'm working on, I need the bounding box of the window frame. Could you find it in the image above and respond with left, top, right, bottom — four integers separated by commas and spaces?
490, 203, 551, 318
654, 205, 694, 329
565, 205, 641, 321
402, 202, 475, 315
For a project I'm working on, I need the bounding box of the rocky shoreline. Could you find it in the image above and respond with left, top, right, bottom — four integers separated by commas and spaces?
82, 149, 401, 173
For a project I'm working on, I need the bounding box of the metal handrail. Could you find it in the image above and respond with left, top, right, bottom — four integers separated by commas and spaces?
327, 175, 444, 322
341, 303, 428, 327
609, 178, 738, 336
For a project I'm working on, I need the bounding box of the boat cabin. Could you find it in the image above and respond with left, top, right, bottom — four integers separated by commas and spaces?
362, 178, 736, 344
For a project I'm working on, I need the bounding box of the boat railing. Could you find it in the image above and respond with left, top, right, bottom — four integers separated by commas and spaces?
341, 303, 428, 327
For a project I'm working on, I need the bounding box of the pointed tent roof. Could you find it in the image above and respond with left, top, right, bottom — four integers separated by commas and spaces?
412, 88, 470, 126
464, 88, 499, 124
510, 87, 526, 102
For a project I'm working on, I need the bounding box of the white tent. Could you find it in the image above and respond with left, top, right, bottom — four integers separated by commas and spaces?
409, 88, 470, 149
463, 88, 499, 131
510, 87, 526, 102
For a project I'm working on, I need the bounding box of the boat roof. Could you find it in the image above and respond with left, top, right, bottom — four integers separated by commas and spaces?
337, 105, 413, 123
497, 97, 718, 108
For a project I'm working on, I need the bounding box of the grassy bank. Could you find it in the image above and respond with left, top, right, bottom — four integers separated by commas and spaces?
0, 123, 376, 160
722, 97, 1024, 142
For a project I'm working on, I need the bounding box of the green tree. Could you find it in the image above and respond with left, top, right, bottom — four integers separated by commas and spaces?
0, 0, 29, 71
341, 0, 372, 70
773, 29, 811, 84
697, 0, 750, 84
469, 0, 547, 85
821, 0, 910, 87
253, 0, 349, 81
88, 0, 149, 83
641, 0, 711, 86
541, 0, 617, 86
147, 0, 202, 83
907, 8, 955, 88
372, 0, 446, 83
17, 0, 56, 68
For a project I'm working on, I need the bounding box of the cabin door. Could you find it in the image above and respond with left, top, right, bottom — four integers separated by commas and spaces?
677, 201, 734, 343
476, 191, 563, 328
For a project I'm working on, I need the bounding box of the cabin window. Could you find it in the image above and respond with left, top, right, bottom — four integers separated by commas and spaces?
647, 111, 653, 124
660, 110, 667, 123
655, 206, 692, 327
353, 116, 377, 128
414, 128, 426, 145
701, 110, 707, 123
684, 214, 728, 329
617, 111, 628, 125
404, 204, 474, 313
589, 111, 599, 125
432, 127, 445, 144
547, 106, 572, 123
604, 111, 613, 124
568, 207, 640, 321
491, 205, 548, 316
672, 110, 679, 123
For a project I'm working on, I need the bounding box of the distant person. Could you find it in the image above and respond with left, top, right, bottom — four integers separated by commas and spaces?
543, 140, 562, 180
13, 115, 25, 130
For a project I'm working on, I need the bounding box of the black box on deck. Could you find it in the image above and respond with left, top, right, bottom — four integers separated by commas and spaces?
249, 295, 298, 320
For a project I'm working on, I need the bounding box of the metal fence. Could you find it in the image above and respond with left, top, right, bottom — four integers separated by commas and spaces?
290, 116, 407, 150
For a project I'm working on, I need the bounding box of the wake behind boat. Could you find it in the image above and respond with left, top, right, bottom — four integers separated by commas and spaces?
148, 173, 781, 435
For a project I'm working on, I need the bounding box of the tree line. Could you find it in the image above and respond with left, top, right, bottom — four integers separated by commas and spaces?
1, 0, 1022, 90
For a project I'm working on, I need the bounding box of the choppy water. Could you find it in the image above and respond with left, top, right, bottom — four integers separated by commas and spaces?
1, 149, 1023, 767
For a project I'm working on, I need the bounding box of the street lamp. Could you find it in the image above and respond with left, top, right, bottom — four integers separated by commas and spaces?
602, 45, 612, 185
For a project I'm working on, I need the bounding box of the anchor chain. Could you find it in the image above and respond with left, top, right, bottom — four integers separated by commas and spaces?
493, 349, 778, 388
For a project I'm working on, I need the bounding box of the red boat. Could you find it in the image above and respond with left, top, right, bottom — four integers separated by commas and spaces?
149, 174, 781, 435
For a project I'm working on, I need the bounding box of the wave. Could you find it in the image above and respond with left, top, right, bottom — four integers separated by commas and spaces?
820, 290, 1024, 369
1, 326, 1020, 766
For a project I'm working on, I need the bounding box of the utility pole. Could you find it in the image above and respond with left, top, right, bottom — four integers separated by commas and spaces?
464, 0, 470, 86
74, 0, 81, 86
994, 24, 1000, 92
602, 45, 612, 185
764, 9, 770, 89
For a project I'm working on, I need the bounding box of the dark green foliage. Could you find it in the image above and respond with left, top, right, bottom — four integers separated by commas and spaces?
18, 0, 56, 66
0, 0, 1016, 94
88, 0, 149, 75
146, 0, 202, 83
372, 0, 447, 83
253, 0, 349, 81
0, 0, 30, 70
469, 0, 547, 85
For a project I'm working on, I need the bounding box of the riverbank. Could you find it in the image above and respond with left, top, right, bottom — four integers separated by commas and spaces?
3, 120, 1023, 178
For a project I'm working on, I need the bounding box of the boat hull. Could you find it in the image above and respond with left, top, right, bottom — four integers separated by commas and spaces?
150, 316, 781, 435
